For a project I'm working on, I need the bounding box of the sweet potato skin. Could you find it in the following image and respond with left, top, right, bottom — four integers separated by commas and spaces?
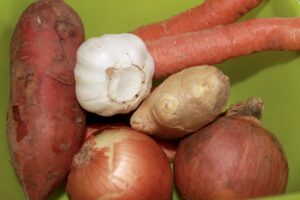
7, 0, 85, 199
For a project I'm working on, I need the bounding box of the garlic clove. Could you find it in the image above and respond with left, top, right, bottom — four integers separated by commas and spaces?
74, 33, 155, 116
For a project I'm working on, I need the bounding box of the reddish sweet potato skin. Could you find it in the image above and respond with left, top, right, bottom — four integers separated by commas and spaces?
7, 0, 85, 199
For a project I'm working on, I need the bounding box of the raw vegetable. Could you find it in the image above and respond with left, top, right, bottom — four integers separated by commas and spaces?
75, 10, 300, 117
174, 98, 289, 200
75, 33, 155, 116
130, 65, 230, 138
75, 17, 300, 117
66, 127, 173, 200
133, 0, 264, 42
7, 0, 85, 199
85, 121, 178, 162
84, 112, 130, 140
146, 17, 300, 78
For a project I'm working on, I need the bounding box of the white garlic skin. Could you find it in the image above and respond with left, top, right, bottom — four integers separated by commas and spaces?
74, 33, 155, 116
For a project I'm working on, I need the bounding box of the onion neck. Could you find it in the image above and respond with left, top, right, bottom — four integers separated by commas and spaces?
225, 97, 264, 120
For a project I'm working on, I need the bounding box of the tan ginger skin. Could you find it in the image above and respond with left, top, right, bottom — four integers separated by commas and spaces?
130, 65, 230, 139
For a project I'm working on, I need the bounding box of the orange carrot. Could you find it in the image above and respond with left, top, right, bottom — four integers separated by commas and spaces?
145, 17, 300, 78
133, 0, 263, 42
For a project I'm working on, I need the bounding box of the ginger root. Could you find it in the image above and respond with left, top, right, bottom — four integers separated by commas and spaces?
130, 65, 230, 138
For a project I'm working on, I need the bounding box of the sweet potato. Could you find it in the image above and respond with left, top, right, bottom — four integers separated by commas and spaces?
7, 0, 85, 199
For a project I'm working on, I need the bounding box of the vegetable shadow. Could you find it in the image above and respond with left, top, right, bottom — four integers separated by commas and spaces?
268, 0, 300, 17
0, 1, 33, 200
216, 0, 300, 86
0, 26, 11, 114
217, 51, 299, 86
239, 0, 299, 20
49, 182, 67, 200
238, 0, 269, 20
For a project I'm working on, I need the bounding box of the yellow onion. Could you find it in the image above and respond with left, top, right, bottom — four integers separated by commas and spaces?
66, 126, 173, 200
174, 98, 288, 200
84, 122, 178, 162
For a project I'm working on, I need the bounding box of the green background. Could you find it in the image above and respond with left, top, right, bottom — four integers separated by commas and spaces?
1, 0, 300, 199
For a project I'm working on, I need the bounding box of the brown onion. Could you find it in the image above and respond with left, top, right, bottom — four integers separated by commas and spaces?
174, 98, 288, 200
85, 123, 178, 162
84, 123, 127, 140
84, 113, 130, 140
66, 126, 173, 200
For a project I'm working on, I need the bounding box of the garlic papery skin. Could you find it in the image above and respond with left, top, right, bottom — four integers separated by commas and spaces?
74, 33, 155, 116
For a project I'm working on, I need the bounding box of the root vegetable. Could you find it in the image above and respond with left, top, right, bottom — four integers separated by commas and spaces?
130, 65, 230, 139
133, 0, 264, 42
146, 17, 300, 78
7, 0, 85, 199
66, 127, 173, 200
85, 123, 125, 140
85, 123, 178, 162
75, 33, 155, 116
174, 98, 289, 200
84, 112, 131, 140
75, 17, 300, 116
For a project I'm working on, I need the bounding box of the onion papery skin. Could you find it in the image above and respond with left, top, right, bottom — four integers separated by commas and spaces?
66, 127, 173, 200
174, 116, 288, 200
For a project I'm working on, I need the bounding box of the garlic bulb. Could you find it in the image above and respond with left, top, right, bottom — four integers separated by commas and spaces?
75, 33, 155, 116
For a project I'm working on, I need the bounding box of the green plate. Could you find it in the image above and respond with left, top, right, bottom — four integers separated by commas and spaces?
1, 0, 300, 199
